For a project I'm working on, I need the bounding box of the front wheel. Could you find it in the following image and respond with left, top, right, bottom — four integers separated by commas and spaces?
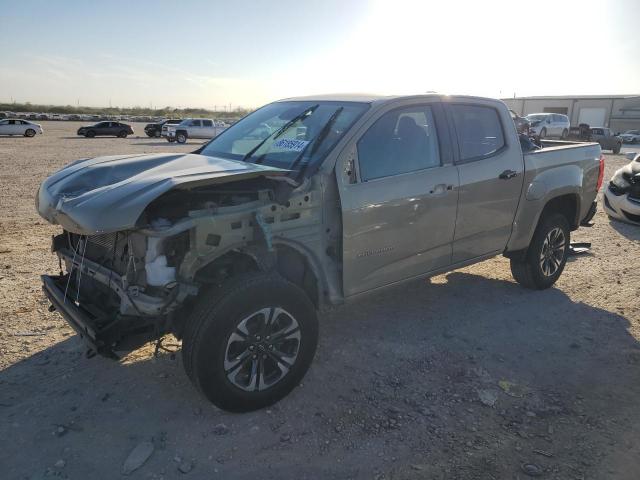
539, 127, 547, 139
167, 137, 175, 143
176, 132, 187, 144
182, 273, 319, 412
85, 130, 95, 138
118, 130, 128, 138
24, 129, 36, 137
510, 213, 570, 290
561, 128, 568, 139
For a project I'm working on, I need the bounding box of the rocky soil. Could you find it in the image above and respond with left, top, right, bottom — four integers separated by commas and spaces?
0, 122, 638, 479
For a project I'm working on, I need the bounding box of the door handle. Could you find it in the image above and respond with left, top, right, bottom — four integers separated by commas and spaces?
499, 169, 518, 180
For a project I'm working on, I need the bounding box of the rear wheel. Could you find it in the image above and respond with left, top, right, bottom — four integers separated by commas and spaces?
510, 213, 569, 290
613, 143, 621, 154
24, 129, 36, 137
182, 273, 318, 412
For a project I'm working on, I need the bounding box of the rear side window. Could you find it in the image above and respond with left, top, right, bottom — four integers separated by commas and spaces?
357, 106, 440, 181
450, 105, 505, 161
202, 120, 213, 127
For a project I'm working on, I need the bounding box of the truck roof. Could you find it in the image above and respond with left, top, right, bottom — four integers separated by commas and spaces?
277, 93, 505, 106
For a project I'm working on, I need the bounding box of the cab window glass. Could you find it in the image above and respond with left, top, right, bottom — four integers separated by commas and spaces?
450, 105, 505, 161
202, 120, 213, 127
357, 106, 440, 182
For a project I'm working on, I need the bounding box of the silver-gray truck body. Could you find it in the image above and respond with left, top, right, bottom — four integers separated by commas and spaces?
37, 94, 602, 355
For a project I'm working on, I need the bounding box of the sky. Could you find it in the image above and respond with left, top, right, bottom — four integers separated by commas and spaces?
1, 0, 639, 109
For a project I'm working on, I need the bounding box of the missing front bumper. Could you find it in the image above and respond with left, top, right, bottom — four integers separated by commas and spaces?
42, 275, 161, 358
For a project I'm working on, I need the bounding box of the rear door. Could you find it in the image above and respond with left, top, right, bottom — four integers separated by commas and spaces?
2, 120, 21, 135
0, 120, 10, 134
338, 101, 459, 296
202, 119, 215, 138
446, 101, 524, 262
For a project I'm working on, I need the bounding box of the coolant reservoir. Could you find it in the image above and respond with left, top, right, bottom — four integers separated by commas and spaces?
145, 255, 176, 287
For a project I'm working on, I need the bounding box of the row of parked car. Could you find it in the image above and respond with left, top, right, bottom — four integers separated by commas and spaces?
0, 117, 230, 144
0, 111, 168, 123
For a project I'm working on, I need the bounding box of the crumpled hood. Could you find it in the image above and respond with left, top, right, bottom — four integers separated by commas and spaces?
36, 153, 287, 235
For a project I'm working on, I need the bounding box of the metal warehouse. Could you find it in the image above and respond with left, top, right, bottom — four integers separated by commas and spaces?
502, 95, 640, 133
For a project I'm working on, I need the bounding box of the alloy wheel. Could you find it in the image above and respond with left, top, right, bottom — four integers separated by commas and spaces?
539, 227, 566, 277
224, 307, 301, 392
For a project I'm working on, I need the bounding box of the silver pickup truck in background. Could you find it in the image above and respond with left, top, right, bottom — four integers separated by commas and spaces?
162, 118, 227, 143
37, 94, 604, 412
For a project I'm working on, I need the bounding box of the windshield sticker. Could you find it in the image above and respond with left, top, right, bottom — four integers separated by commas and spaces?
272, 138, 309, 152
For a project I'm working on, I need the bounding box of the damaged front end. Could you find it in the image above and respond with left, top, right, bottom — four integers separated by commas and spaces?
42, 227, 194, 357
38, 153, 293, 357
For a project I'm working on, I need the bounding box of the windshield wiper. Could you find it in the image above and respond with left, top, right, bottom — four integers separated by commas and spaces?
242, 104, 319, 162
288, 107, 344, 177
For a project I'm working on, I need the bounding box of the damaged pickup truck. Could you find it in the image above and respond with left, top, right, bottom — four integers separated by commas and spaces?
37, 95, 604, 412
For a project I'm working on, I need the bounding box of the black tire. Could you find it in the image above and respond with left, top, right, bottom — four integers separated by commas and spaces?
613, 143, 621, 154
167, 137, 175, 143
176, 132, 187, 144
561, 128, 568, 139
182, 273, 318, 412
146, 132, 154, 138
510, 213, 570, 290
24, 129, 36, 137
539, 127, 547, 139
118, 130, 128, 138
85, 130, 95, 138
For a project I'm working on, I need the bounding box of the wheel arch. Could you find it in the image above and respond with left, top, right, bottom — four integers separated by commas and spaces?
190, 239, 325, 310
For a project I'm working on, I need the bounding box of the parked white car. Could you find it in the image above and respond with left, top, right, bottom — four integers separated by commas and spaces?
619, 130, 640, 144
0, 119, 43, 137
603, 152, 640, 225
526, 113, 570, 139
163, 118, 227, 143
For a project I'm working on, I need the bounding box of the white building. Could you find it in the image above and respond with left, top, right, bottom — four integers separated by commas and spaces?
502, 95, 640, 133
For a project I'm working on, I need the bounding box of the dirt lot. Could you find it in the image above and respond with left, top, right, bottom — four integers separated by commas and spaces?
0, 121, 638, 480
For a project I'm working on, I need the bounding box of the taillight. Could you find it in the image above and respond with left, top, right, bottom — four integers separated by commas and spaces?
596, 154, 605, 191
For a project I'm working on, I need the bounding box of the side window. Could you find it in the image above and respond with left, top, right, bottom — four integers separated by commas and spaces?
0, 120, 7, 125
202, 120, 213, 127
450, 105, 505, 161
8, 120, 16, 125
356, 106, 441, 182
190, 120, 202, 127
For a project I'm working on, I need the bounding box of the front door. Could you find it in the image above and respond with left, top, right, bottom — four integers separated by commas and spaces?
446, 102, 524, 262
339, 103, 459, 296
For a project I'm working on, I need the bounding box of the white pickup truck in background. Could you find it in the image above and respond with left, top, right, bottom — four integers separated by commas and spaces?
163, 118, 227, 143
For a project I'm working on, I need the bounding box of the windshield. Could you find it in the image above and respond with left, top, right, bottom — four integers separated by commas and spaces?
199, 101, 369, 176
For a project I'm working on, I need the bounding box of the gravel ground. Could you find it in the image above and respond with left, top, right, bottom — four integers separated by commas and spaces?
0, 121, 638, 480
